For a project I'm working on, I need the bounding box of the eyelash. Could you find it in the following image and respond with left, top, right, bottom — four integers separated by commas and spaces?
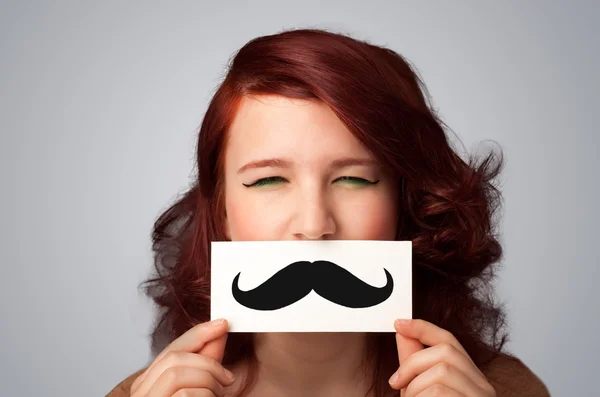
242, 176, 380, 188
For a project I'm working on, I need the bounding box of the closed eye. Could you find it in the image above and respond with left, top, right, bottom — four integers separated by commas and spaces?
242, 176, 379, 188
334, 176, 379, 186
242, 176, 287, 187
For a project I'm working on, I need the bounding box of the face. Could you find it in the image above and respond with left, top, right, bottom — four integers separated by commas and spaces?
223, 94, 399, 241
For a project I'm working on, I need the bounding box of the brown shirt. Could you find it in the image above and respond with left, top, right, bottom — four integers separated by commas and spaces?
107, 353, 550, 397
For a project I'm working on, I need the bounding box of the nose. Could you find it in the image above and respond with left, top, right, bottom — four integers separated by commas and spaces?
291, 187, 337, 240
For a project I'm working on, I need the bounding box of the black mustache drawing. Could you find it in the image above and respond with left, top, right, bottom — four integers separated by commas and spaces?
231, 260, 394, 311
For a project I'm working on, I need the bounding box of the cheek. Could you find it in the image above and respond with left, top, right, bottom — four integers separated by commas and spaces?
225, 187, 287, 241
335, 191, 398, 240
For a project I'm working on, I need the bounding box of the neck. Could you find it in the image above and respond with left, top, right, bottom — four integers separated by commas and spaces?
245, 332, 374, 397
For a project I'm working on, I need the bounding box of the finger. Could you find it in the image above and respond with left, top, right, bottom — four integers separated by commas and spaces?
127, 369, 149, 397
145, 367, 223, 397
162, 319, 229, 357
390, 343, 489, 391
414, 384, 464, 397
131, 319, 229, 394
395, 330, 424, 365
394, 319, 471, 362
394, 331, 424, 397
172, 388, 217, 397
133, 351, 234, 397
403, 362, 483, 397
199, 332, 229, 363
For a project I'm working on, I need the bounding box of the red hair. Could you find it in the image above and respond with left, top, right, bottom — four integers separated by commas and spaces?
142, 28, 508, 396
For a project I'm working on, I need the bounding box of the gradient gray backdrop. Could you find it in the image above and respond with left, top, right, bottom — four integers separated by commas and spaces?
1, 1, 597, 396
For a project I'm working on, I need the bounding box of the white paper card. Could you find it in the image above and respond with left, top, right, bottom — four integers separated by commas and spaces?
210, 240, 412, 332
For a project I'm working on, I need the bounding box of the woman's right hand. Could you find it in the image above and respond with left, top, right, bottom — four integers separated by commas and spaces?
129, 318, 234, 397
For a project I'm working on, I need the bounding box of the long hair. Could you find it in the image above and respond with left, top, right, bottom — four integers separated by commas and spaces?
142, 28, 508, 397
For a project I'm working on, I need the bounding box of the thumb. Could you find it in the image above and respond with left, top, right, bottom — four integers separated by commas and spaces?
199, 331, 229, 362
395, 333, 423, 397
395, 332, 424, 365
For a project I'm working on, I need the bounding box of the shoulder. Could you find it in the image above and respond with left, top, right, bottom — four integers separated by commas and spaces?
106, 367, 147, 397
480, 352, 550, 397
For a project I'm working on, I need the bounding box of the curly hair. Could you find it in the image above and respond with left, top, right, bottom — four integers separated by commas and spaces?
141, 28, 509, 397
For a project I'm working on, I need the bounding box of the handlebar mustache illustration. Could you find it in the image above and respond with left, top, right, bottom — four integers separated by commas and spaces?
231, 260, 394, 310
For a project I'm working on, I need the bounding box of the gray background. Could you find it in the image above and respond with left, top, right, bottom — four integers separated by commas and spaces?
1, 1, 597, 396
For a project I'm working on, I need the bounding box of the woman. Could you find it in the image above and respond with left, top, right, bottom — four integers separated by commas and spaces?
108, 29, 550, 397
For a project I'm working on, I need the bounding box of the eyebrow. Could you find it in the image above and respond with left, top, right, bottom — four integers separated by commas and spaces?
237, 157, 377, 174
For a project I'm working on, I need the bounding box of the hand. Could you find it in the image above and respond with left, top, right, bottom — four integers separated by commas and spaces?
388, 319, 496, 397
129, 318, 235, 397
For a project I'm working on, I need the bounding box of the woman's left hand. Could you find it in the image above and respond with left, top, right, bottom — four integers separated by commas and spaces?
388, 319, 496, 397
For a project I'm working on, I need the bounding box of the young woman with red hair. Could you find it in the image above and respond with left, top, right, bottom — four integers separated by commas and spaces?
108, 29, 549, 397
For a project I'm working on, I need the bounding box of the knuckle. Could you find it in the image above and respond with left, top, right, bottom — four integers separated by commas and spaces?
162, 350, 183, 367
160, 366, 181, 384
439, 342, 455, 357
434, 362, 452, 378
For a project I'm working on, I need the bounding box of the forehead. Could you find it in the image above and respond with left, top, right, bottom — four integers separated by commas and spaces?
225, 94, 372, 164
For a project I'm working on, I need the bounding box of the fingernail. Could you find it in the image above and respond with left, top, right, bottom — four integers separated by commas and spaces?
395, 319, 410, 327
212, 318, 226, 326
388, 370, 398, 384
224, 368, 235, 382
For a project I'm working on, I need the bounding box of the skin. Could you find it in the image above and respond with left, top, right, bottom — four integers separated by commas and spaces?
129, 95, 496, 397
222, 94, 399, 243
222, 94, 399, 397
